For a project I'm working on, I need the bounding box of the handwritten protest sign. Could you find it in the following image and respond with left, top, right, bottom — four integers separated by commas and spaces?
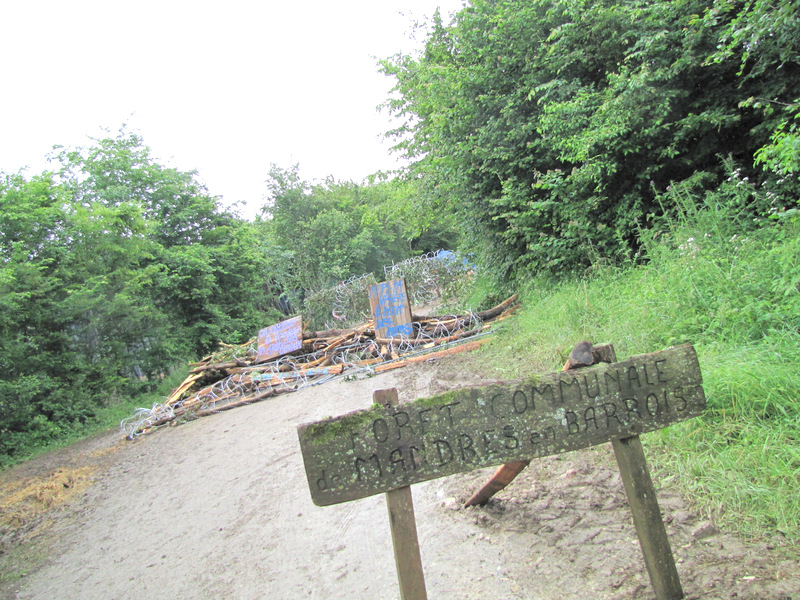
368, 279, 413, 340
256, 316, 303, 363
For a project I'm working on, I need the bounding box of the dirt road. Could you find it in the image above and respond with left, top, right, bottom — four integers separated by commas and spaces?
2, 359, 798, 599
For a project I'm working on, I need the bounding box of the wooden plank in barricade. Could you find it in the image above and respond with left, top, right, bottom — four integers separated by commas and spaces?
368, 278, 413, 340
255, 315, 303, 363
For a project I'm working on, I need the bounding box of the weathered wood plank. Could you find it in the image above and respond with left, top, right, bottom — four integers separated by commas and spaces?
613, 435, 684, 599
298, 344, 705, 506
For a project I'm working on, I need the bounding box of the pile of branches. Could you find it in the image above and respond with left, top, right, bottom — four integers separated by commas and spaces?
121, 295, 518, 438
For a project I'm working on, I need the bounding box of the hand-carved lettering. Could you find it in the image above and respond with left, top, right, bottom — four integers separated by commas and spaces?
354, 454, 382, 482
439, 402, 460, 427
603, 402, 621, 427
389, 448, 406, 474
434, 439, 453, 465
584, 406, 598, 430
655, 359, 668, 382
560, 376, 582, 404
482, 429, 496, 457
530, 425, 557, 447
392, 410, 413, 440
583, 373, 601, 399
458, 433, 478, 462
627, 366, 641, 388
512, 389, 528, 414
646, 393, 661, 417
372, 418, 390, 443
643, 363, 658, 386
673, 387, 687, 411
604, 369, 621, 393
300, 345, 705, 506
418, 408, 433, 435
624, 398, 641, 421
317, 472, 327, 491
490, 393, 506, 418
563, 411, 580, 435
409, 445, 423, 470
502, 425, 519, 449
531, 383, 556, 407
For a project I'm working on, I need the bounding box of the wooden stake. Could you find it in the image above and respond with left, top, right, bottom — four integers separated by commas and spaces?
613, 435, 684, 599
374, 388, 428, 600
602, 347, 684, 600
374, 339, 490, 374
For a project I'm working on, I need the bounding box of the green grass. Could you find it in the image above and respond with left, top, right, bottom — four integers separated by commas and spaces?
0, 369, 189, 470
467, 197, 800, 544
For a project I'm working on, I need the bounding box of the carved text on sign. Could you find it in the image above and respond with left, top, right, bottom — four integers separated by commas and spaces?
298, 345, 705, 506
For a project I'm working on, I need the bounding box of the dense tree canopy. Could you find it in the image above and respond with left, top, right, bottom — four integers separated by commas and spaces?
0, 133, 453, 461
260, 164, 457, 301
0, 132, 277, 459
381, 0, 800, 276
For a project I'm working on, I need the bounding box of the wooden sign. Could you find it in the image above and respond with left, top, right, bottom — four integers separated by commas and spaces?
298, 344, 704, 506
369, 279, 413, 340
256, 315, 303, 363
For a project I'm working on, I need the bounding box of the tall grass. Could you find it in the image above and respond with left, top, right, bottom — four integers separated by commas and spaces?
476, 175, 800, 542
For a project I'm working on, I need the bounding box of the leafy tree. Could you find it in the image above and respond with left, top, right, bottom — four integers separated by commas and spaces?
55, 130, 276, 356
702, 0, 800, 186
0, 170, 162, 458
0, 130, 280, 461
381, 0, 800, 277
261, 164, 457, 301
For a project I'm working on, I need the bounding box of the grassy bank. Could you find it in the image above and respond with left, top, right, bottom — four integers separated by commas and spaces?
474, 194, 800, 542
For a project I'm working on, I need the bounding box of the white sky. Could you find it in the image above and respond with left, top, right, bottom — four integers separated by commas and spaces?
0, 0, 465, 218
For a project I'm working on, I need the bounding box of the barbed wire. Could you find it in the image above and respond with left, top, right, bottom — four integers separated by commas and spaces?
120, 309, 490, 439
302, 250, 474, 329
385, 250, 475, 306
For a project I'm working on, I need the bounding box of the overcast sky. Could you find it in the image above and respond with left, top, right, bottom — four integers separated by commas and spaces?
0, 0, 465, 217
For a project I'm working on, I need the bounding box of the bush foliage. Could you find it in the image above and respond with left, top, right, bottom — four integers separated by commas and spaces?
381, 0, 800, 277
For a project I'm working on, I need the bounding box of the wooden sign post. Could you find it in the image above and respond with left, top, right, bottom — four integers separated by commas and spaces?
374, 388, 428, 600
298, 344, 705, 599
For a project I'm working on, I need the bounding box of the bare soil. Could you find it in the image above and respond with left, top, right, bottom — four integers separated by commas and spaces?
1, 357, 798, 599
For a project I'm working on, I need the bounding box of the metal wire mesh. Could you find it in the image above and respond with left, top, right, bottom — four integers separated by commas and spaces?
120, 310, 490, 439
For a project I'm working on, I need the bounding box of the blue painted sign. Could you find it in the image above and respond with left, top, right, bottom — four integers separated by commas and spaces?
369, 279, 413, 340
256, 315, 304, 363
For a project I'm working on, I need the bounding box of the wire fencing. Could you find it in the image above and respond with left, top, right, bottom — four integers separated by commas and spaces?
303, 250, 474, 328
